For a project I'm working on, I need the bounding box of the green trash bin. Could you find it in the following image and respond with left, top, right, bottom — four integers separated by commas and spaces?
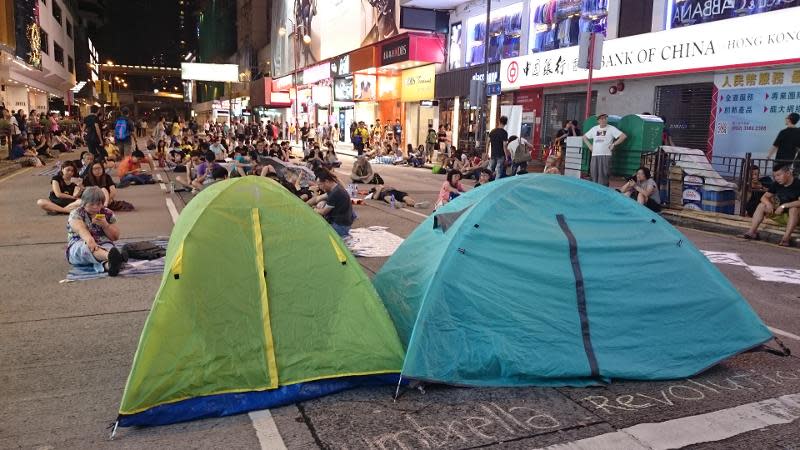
581, 115, 622, 174
612, 114, 664, 177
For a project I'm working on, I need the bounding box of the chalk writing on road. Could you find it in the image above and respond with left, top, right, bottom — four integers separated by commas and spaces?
352, 402, 564, 449
581, 368, 800, 414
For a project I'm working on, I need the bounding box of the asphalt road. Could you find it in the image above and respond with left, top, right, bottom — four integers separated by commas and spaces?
1, 152, 798, 449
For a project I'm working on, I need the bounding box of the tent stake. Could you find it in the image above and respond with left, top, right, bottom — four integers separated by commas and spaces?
109, 421, 119, 440
393, 375, 403, 402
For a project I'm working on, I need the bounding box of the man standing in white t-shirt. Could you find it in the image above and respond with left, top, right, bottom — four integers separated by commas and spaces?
582, 114, 627, 186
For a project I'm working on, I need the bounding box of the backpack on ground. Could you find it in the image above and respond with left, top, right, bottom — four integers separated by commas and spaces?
115, 118, 131, 141
121, 241, 166, 261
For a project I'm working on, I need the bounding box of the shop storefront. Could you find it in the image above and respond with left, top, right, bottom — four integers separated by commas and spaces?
435, 63, 500, 150
297, 62, 333, 129
249, 77, 293, 126
500, 6, 800, 157
378, 33, 445, 148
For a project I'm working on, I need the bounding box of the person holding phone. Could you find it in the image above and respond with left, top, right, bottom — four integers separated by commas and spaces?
66, 187, 123, 275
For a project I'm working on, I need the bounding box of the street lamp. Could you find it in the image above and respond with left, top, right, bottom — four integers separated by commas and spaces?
153, 89, 159, 94
280, 19, 311, 135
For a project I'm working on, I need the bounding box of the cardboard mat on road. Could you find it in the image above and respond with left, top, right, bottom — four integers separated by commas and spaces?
60, 239, 167, 283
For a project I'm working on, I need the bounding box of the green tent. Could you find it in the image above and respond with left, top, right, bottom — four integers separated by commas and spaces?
117, 176, 404, 427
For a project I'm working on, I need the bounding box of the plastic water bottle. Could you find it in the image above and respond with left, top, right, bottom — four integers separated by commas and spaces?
390, 193, 396, 209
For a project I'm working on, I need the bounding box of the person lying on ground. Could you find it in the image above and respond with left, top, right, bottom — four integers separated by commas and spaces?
367, 185, 430, 209
619, 167, 662, 212
315, 168, 354, 238
8, 135, 43, 167
474, 168, 493, 187
351, 154, 379, 183
544, 155, 561, 174
743, 164, 800, 247
436, 170, 466, 209
83, 161, 118, 208
116, 150, 155, 187
37, 161, 82, 214
66, 186, 123, 276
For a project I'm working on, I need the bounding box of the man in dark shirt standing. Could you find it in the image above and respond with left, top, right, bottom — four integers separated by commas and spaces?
768, 112, 800, 174
315, 169, 354, 237
84, 105, 105, 160
744, 164, 800, 246
394, 119, 402, 145
488, 115, 510, 179
300, 122, 310, 154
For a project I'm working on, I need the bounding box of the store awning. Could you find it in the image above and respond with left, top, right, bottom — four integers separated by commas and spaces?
379, 32, 445, 71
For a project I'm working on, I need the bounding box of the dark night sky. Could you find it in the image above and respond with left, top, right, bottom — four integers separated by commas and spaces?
96, 0, 182, 66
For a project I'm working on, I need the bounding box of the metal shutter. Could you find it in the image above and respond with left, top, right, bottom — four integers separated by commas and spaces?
655, 83, 714, 152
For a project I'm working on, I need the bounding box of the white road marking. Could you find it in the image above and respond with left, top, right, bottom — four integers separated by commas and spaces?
397, 207, 428, 219
769, 326, 800, 341
249, 410, 287, 450
165, 198, 179, 225
155, 173, 167, 192
747, 266, 800, 285
540, 393, 800, 450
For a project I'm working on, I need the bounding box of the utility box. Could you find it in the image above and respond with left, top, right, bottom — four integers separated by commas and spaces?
682, 175, 704, 211
612, 114, 664, 177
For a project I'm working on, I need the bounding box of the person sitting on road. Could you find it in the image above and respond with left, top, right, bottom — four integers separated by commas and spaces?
619, 167, 662, 212
66, 186, 123, 276
33, 132, 53, 159
186, 150, 224, 193
104, 137, 121, 162
83, 161, 120, 209
117, 150, 155, 187
474, 168, 493, 187
745, 165, 770, 217
436, 170, 466, 209
323, 141, 341, 168
351, 154, 380, 184
543, 155, 561, 174
743, 164, 800, 247
73, 151, 95, 178
209, 136, 227, 162
36, 161, 82, 214
367, 185, 430, 209
315, 168, 354, 238
407, 144, 425, 168
8, 135, 43, 167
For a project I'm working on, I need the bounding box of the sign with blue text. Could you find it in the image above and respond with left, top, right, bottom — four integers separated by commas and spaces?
712, 67, 800, 158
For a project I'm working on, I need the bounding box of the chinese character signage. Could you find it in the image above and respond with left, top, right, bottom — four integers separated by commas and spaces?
668, 0, 799, 29
501, 7, 800, 91
712, 68, 800, 158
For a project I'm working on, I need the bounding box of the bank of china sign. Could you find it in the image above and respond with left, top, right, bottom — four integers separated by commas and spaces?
500, 8, 800, 91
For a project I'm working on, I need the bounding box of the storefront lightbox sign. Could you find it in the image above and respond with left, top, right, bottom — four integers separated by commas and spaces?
353, 74, 376, 101
334, 76, 354, 102
272, 75, 293, 92
500, 7, 800, 91
377, 75, 401, 100
667, 0, 800, 30
448, 22, 463, 70
381, 37, 410, 66
712, 67, 800, 159
401, 65, 435, 102
312, 84, 332, 107
302, 62, 332, 85
331, 55, 351, 77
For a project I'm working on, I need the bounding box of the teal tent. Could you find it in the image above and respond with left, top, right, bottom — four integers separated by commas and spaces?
373, 175, 773, 386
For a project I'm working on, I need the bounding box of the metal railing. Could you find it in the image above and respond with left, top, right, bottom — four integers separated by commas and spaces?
639, 149, 774, 217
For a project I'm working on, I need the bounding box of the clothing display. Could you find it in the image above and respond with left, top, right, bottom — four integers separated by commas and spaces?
468, 9, 522, 65
530, 0, 608, 54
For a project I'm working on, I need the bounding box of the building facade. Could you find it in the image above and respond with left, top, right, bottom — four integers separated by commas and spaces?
0, 0, 79, 116
426, 0, 800, 160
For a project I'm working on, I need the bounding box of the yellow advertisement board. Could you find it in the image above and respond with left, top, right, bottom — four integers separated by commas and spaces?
401, 65, 435, 103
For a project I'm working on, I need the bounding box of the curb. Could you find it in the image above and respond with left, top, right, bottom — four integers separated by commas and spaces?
662, 210, 798, 247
